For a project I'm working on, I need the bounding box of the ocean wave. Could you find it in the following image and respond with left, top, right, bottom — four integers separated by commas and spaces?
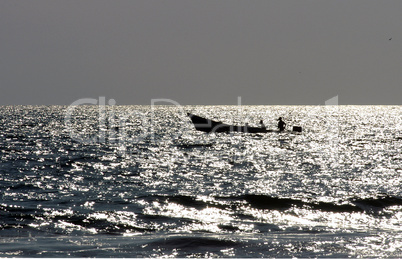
147, 236, 239, 250
142, 194, 402, 214
2, 193, 402, 236
238, 194, 402, 214
176, 143, 215, 149
351, 195, 402, 213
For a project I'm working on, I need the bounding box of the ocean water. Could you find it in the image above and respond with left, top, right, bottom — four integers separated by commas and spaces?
0, 105, 401, 257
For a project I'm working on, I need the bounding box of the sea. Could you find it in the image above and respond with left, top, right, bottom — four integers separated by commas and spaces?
0, 105, 401, 257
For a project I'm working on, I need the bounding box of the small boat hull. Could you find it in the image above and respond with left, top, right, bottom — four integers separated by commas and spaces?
187, 113, 276, 133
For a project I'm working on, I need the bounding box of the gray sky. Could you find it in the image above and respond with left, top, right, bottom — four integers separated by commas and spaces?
1, 0, 401, 105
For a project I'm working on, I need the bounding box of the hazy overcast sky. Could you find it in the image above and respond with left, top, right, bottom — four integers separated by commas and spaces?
1, 0, 401, 105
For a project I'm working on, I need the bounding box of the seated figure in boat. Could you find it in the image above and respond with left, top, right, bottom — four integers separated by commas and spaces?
259, 120, 266, 130
278, 117, 286, 131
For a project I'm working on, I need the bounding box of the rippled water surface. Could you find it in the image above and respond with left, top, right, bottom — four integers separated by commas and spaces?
0, 105, 401, 257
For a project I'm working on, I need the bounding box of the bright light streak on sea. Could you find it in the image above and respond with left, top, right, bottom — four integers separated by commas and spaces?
0, 105, 401, 257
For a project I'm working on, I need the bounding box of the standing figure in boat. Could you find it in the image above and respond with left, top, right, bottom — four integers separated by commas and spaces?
278, 117, 286, 131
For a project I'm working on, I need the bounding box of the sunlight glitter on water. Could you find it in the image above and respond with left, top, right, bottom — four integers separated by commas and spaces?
1, 105, 401, 257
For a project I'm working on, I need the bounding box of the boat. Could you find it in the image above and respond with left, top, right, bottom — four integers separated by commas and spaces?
187, 113, 302, 133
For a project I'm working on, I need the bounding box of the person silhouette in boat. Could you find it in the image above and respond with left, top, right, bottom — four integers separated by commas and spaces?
277, 117, 286, 131
259, 120, 266, 130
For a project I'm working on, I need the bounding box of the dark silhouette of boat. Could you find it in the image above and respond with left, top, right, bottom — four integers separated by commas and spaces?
187, 113, 302, 133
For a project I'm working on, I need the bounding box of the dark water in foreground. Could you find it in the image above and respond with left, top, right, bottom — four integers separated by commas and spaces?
0, 105, 401, 257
